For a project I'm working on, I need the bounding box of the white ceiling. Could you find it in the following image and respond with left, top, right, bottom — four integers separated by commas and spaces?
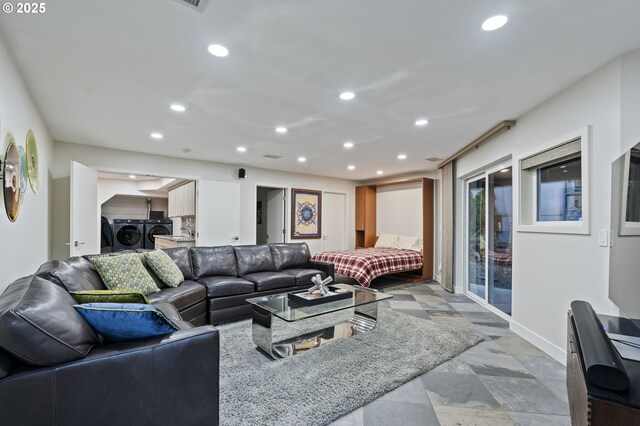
2, 0, 640, 181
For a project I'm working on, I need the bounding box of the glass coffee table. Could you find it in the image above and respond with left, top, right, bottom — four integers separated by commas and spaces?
246, 284, 393, 359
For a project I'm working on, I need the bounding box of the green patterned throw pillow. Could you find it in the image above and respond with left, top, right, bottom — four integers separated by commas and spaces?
70, 290, 150, 304
144, 250, 184, 288
90, 253, 160, 295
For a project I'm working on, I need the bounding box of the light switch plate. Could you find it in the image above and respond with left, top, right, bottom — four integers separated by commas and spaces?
598, 229, 610, 247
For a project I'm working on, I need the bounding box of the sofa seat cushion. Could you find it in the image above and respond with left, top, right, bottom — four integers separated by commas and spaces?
190, 246, 237, 278
234, 245, 276, 276
242, 272, 296, 292
74, 303, 179, 343
281, 269, 327, 286
269, 243, 311, 271
146, 281, 205, 311
197, 276, 254, 298
0, 276, 99, 366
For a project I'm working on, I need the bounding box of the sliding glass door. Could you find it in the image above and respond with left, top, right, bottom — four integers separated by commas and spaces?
466, 166, 513, 315
467, 177, 486, 299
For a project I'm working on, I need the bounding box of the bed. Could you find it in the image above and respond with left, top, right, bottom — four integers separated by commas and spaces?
311, 246, 424, 288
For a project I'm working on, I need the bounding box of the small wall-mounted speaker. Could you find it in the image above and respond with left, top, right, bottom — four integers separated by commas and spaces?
238, 168, 246, 179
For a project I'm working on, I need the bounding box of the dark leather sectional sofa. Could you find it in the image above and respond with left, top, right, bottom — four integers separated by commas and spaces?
0, 242, 333, 425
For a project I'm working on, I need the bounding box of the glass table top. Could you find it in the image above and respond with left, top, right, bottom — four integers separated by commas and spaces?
246, 284, 393, 322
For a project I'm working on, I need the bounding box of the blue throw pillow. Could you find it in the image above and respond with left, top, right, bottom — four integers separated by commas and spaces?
74, 303, 179, 343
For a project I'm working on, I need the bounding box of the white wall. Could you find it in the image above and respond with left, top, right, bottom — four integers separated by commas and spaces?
101, 195, 168, 223
52, 141, 357, 256
376, 182, 423, 238
0, 34, 53, 291
453, 53, 636, 362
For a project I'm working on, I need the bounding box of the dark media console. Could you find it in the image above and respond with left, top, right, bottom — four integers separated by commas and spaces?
567, 306, 640, 425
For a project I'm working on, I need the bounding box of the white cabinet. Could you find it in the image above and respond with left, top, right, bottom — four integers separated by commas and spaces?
168, 181, 196, 217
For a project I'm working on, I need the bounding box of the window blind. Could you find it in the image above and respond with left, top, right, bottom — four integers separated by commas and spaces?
440, 161, 454, 292
521, 138, 581, 170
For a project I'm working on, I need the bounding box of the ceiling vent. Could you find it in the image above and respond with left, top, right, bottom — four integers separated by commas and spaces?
263, 154, 282, 159
425, 157, 443, 162
173, 0, 209, 12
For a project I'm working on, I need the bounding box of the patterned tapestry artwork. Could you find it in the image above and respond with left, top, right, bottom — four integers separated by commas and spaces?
291, 188, 322, 239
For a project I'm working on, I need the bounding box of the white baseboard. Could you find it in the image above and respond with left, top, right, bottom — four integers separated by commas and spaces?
510, 320, 566, 364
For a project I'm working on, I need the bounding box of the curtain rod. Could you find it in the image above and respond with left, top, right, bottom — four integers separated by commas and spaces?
438, 120, 516, 169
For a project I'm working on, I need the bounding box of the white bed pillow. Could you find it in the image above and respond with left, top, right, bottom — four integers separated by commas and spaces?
396, 235, 423, 252
374, 234, 399, 249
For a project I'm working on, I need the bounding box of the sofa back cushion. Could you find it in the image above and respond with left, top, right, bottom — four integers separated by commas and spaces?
66, 256, 107, 290
233, 245, 276, 276
190, 246, 237, 278
161, 248, 193, 281
0, 276, 99, 366
35, 260, 100, 292
269, 243, 310, 271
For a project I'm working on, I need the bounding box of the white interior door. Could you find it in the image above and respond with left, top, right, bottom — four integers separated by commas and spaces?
70, 161, 99, 256
266, 189, 285, 243
196, 180, 240, 246
322, 192, 347, 251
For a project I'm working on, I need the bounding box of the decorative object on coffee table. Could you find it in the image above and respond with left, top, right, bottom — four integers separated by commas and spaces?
291, 188, 321, 239
308, 273, 332, 295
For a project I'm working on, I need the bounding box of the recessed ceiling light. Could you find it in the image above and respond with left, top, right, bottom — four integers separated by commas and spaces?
376, 170, 384, 175
236, 146, 247, 153
129, 175, 136, 179
560, 165, 566, 169
208, 44, 229, 57
150, 132, 163, 140
298, 156, 307, 163
563, 170, 568, 173
397, 154, 407, 160
275, 126, 288, 134
414, 119, 429, 127
339, 91, 355, 101
343, 141, 354, 149
500, 168, 510, 173
482, 15, 508, 31
170, 104, 186, 112
348, 165, 356, 170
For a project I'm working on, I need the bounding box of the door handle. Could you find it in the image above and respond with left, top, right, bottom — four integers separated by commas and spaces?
65, 241, 85, 247
233, 236, 239, 241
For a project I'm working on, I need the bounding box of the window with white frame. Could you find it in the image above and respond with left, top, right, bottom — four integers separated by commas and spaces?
517, 127, 590, 234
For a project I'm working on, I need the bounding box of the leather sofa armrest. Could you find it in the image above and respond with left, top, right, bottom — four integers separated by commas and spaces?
308, 260, 335, 280
152, 301, 183, 323
0, 327, 220, 426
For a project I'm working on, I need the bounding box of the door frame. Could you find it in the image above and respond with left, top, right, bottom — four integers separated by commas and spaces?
255, 183, 290, 244
463, 160, 513, 320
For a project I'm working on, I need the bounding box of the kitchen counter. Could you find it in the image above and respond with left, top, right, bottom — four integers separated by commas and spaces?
154, 235, 195, 249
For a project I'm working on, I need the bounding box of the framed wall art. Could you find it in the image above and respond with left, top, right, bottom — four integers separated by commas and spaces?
3, 134, 22, 222
291, 188, 321, 239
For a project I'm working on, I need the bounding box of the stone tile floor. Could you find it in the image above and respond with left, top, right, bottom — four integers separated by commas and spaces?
329, 278, 570, 426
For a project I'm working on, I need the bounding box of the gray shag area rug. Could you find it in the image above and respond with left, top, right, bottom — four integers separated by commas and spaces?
218, 309, 483, 426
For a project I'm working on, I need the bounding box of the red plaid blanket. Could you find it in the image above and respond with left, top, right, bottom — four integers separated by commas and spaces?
312, 248, 423, 287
